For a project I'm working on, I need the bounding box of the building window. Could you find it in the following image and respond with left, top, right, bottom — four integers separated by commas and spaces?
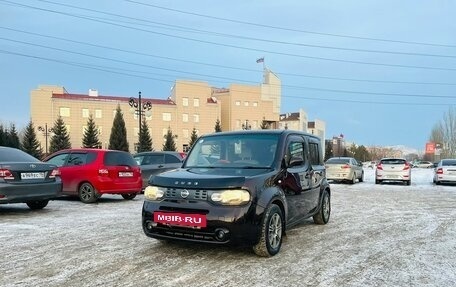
235, 101, 241, 106
193, 98, 200, 107
60, 107, 70, 117
183, 97, 189, 106
182, 113, 188, 122
82, 109, 89, 118
183, 129, 189, 138
193, 114, 199, 123
95, 109, 102, 118
244, 101, 249, 107
162, 113, 171, 121
253, 102, 258, 107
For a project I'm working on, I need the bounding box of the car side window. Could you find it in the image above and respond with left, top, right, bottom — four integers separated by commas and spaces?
147, 154, 165, 165
165, 154, 181, 164
46, 153, 69, 167
308, 142, 321, 166
287, 141, 305, 167
66, 153, 87, 166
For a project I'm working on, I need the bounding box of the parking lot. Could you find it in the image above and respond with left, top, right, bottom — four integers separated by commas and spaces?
1, 168, 455, 287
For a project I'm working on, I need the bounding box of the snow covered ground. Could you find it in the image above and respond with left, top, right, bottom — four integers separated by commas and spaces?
1, 168, 455, 287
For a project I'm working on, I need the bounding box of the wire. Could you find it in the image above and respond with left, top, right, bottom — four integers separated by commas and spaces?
2, 0, 456, 71
1, 48, 456, 106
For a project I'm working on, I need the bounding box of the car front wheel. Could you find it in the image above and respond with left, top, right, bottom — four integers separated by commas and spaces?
26, 200, 49, 210
78, 182, 99, 203
253, 204, 283, 257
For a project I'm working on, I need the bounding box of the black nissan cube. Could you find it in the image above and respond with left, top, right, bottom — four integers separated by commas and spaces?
142, 130, 331, 257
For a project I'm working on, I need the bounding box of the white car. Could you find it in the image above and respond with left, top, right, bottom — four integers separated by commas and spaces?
413, 161, 434, 168
433, 159, 456, 185
375, 158, 411, 185
325, 157, 364, 184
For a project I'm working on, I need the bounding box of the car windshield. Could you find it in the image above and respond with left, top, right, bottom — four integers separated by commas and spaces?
184, 133, 279, 168
381, 159, 406, 165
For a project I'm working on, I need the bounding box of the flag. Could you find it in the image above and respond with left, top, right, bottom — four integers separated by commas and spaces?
256, 57, 264, 63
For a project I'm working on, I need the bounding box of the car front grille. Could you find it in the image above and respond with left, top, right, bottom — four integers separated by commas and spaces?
165, 188, 208, 201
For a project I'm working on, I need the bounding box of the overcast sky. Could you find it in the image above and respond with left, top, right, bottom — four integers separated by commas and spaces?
1, 0, 455, 151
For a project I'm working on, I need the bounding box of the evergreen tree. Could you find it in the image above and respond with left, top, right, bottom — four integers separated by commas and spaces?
188, 128, 198, 149
162, 127, 177, 151
6, 123, 21, 149
49, 116, 71, 153
82, 114, 101, 148
260, 117, 269, 129
324, 141, 333, 161
21, 120, 43, 159
0, 124, 5, 146
108, 105, 129, 152
214, 118, 222, 132
137, 117, 153, 152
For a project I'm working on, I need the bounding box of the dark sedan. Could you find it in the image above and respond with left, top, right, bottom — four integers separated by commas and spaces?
0, 147, 62, 209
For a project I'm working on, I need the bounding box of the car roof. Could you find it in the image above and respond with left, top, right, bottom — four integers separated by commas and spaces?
134, 151, 180, 156
200, 129, 320, 140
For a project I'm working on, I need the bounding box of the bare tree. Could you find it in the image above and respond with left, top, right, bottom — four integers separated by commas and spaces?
429, 107, 456, 157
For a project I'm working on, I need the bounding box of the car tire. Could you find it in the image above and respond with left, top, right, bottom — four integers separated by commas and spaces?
26, 200, 49, 210
313, 189, 330, 225
253, 203, 283, 257
375, 179, 381, 184
78, 182, 99, 204
121, 193, 137, 200
405, 180, 411, 186
435, 181, 441, 185
350, 174, 356, 184
359, 172, 364, 183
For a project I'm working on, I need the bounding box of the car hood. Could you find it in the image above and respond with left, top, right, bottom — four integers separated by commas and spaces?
149, 168, 249, 189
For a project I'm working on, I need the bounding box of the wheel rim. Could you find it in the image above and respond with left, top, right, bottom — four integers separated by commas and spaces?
323, 194, 330, 221
268, 213, 282, 249
81, 184, 93, 201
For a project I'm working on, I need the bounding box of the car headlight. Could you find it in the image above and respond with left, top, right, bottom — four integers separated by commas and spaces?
211, 189, 250, 205
144, 186, 165, 201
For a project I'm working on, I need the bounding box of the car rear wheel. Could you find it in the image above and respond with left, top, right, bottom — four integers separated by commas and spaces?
350, 174, 356, 184
405, 180, 411, 186
79, 182, 99, 203
375, 179, 381, 184
253, 203, 283, 257
26, 200, 49, 210
121, 193, 137, 200
313, 189, 330, 225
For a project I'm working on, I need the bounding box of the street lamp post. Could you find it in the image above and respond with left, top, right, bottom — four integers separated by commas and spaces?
38, 123, 53, 155
242, 119, 251, 130
129, 91, 152, 152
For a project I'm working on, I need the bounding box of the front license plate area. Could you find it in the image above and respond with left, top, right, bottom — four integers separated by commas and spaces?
154, 212, 207, 228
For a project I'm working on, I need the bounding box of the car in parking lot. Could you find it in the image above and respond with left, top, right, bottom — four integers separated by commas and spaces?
433, 159, 456, 185
44, 148, 142, 203
133, 151, 184, 188
142, 130, 331, 257
375, 158, 411, 185
413, 161, 434, 168
0, 146, 62, 209
325, 157, 364, 184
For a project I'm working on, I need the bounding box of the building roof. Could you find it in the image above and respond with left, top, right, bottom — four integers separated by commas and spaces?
279, 112, 300, 121
52, 93, 176, 105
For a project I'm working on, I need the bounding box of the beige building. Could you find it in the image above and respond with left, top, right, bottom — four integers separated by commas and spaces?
278, 109, 326, 155
30, 69, 282, 153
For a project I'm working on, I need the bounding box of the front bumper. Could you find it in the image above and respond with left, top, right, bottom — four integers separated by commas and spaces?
142, 199, 262, 245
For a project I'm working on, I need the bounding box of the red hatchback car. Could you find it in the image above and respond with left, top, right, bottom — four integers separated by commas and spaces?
44, 149, 142, 203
